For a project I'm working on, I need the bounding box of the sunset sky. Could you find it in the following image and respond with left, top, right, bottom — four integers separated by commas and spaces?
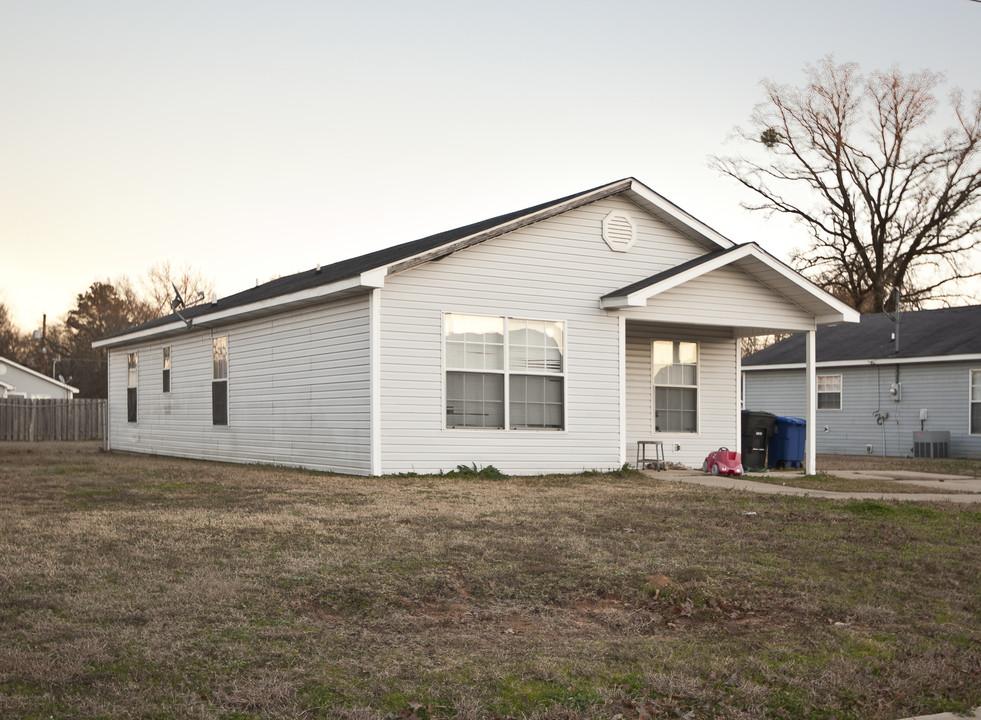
2, 0, 979, 330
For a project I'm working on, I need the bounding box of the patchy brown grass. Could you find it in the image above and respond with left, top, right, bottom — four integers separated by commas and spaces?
819, 454, 981, 477
746, 472, 975, 494
1, 442, 979, 720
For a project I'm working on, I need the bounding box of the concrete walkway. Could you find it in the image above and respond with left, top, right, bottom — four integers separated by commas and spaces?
896, 710, 981, 720
647, 469, 981, 503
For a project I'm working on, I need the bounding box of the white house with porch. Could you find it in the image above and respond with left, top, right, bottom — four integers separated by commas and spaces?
93, 178, 858, 475
0, 356, 79, 399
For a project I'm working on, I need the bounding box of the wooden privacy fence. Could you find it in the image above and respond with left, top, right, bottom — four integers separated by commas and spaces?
0, 399, 106, 441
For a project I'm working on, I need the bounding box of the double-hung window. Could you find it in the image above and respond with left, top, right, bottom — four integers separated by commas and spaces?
162, 347, 171, 393
652, 340, 697, 433
127, 352, 138, 423
817, 374, 842, 410
971, 370, 981, 435
445, 314, 565, 430
212, 337, 228, 426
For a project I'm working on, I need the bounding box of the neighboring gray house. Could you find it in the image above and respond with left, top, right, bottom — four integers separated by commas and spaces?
0, 356, 79, 399
743, 305, 981, 459
93, 178, 857, 475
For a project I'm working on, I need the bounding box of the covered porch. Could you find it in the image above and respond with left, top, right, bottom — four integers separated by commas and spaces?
602, 243, 859, 474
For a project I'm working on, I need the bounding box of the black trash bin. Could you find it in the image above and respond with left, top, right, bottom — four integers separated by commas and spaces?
741, 410, 777, 471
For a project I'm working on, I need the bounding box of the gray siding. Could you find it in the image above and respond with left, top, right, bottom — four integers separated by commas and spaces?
743, 361, 981, 458
108, 294, 372, 474
378, 196, 743, 474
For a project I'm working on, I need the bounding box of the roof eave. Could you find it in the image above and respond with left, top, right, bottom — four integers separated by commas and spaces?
93, 270, 385, 349
743, 352, 981, 370
621, 180, 736, 251
0, 356, 79, 393
601, 244, 860, 326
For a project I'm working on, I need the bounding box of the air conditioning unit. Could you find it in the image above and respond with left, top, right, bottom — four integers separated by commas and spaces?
913, 431, 950, 458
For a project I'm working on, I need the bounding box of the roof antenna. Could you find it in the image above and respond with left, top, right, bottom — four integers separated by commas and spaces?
171, 283, 193, 329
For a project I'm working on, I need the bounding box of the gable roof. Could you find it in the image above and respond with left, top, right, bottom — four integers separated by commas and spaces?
743, 305, 981, 367
600, 242, 859, 327
94, 178, 738, 348
0, 356, 80, 394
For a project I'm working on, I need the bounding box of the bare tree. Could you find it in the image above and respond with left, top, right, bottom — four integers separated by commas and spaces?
741, 333, 791, 358
713, 57, 981, 312
0, 301, 31, 364
139, 261, 215, 317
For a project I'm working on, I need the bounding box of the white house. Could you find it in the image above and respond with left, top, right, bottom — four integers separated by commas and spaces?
93, 178, 858, 475
0, 356, 79, 399
743, 305, 981, 459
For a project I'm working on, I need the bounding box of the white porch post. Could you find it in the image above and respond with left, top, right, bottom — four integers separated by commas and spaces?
618, 316, 627, 468
369, 288, 382, 476
805, 329, 817, 475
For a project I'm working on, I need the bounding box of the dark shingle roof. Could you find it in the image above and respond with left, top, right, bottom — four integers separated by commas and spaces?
601, 245, 744, 299
99, 179, 636, 342
743, 305, 981, 366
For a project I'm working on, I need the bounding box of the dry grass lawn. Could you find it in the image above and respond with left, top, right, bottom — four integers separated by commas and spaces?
1, 442, 979, 719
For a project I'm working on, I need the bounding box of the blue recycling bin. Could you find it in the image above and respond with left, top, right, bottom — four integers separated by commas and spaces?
767, 416, 806, 469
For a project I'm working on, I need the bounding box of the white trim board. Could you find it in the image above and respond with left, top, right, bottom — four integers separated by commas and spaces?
743, 353, 981, 371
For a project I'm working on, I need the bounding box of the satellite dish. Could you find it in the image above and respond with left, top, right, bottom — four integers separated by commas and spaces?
58, 374, 66, 383
171, 282, 185, 310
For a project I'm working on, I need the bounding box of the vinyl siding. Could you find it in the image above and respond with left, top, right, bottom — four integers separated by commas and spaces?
0, 361, 75, 399
107, 294, 372, 473
624, 265, 815, 331
378, 196, 743, 474
743, 361, 981, 458
626, 325, 739, 467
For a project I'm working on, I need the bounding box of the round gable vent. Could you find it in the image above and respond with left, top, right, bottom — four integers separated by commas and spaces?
602, 211, 637, 252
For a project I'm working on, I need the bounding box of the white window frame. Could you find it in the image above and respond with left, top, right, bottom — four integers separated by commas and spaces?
162, 347, 171, 393
442, 313, 567, 431
971, 369, 981, 435
651, 340, 699, 434
817, 374, 843, 411
212, 336, 228, 426
127, 352, 138, 423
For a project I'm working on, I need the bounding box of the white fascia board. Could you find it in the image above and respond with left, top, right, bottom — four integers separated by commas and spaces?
602, 244, 861, 327
624, 181, 735, 250
0, 379, 14, 390
360, 267, 387, 288
745, 253, 859, 324
93, 273, 381, 349
742, 353, 981, 371
601, 245, 757, 308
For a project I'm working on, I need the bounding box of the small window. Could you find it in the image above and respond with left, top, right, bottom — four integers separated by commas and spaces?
971, 370, 981, 435
652, 341, 698, 433
212, 337, 228, 426
127, 352, 138, 423
445, 314, 565, 430
817, 374, 842, 410
162, 347, 171, 393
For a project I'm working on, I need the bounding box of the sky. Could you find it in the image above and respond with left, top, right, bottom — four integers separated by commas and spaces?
2, 0, 980, 331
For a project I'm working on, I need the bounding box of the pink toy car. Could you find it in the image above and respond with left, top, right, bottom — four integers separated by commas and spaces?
701, 447, 743, 476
